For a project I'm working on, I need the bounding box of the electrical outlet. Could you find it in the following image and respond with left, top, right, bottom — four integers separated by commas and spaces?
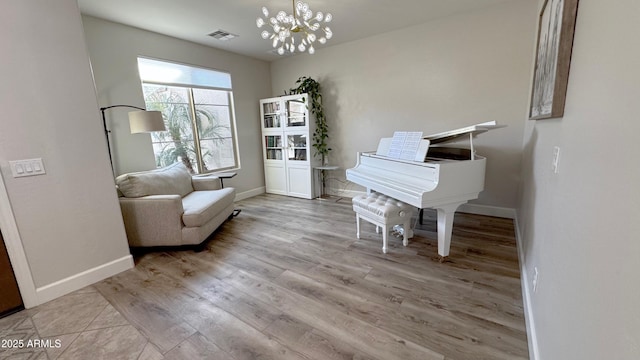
533, 267, 539, 293
552, 146, 560, 174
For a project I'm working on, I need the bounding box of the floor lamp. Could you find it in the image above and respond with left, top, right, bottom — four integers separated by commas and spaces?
100, 105, 166, 173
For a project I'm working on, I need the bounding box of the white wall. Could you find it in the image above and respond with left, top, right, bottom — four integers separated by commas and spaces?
82, 16, 271, 195
518, 0, 640, 359
0, 0, 132, 303
270, 1, 537, 210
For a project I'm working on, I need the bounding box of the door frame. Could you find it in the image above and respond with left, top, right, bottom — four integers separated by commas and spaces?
0, 172, 37, 308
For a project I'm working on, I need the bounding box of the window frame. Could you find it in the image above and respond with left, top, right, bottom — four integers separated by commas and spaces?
137, 58, 241, 174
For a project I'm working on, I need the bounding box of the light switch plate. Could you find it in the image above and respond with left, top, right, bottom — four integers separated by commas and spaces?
10, 158, 46, 178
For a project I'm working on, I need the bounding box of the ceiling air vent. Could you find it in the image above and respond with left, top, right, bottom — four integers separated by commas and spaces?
207, 30, 238, 41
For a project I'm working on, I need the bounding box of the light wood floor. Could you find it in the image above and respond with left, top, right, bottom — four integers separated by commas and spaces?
96, 194, 528, 360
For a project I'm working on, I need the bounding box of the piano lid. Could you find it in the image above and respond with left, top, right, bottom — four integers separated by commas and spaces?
424, 121, 505, 145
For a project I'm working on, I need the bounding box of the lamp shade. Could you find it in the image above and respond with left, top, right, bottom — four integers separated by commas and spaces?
128, 110, 165, 133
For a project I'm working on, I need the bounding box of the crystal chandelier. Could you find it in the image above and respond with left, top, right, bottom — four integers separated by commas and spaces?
256, 0, 333, 55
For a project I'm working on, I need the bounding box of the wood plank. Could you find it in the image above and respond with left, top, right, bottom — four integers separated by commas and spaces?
264, 314, 378, 360
223, 269, 445, 360
163, 332, 232, 360
183, 300, 308, 360
95, 194, 527, 359
136, 253, 283, 331
398, 299, 528, 360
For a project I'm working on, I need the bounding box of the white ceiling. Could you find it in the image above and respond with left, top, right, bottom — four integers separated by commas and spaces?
77, 0, 519, 62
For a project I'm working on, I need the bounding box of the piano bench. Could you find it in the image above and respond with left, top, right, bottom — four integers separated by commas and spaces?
352, 193, 414, 253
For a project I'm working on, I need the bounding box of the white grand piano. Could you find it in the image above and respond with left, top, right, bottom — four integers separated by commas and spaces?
346, 121, 503, 258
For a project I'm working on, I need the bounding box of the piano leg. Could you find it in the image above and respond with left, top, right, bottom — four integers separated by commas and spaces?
435, 202, 465, 258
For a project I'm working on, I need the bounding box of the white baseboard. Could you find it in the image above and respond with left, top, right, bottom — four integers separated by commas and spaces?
235, 186, 265, 201
514, 216, 539, 360
35, 255, 134, 305
458, 203, 516, 219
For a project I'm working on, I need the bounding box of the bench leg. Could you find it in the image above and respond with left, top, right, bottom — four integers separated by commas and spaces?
382, 224, 388, 253
356, 214, 361, 239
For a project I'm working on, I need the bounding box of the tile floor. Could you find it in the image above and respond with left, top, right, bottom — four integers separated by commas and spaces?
0, 286, 161, 360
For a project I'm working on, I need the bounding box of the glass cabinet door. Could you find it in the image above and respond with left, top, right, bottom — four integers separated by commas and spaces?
265, 135, 283, 160
286, 99, 307, 127
262, 101, 281, 129
286, 134, 308, 161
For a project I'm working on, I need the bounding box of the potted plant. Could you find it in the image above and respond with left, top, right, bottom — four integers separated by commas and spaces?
288, 76, 331, 164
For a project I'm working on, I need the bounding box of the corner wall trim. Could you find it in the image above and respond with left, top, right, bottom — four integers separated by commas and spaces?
0, 172, 38, 308
35, 255, 134, 305
514, 215, 540, 360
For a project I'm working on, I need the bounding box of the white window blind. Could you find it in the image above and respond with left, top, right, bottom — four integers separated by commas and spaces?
138, 57, 232, 90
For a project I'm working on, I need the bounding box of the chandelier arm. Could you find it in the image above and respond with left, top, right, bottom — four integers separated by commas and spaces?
258, 0, 329, 55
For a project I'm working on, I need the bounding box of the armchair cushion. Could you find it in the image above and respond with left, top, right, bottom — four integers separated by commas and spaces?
181, 188, 235, 227
191, 175, 222, 191
116, 162, 193, 198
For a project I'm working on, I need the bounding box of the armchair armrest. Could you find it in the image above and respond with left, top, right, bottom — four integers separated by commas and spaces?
119, 195, 184, 247
191, 176, 222, 191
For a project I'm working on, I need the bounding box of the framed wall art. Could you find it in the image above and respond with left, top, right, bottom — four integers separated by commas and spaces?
529, 0, 579, 120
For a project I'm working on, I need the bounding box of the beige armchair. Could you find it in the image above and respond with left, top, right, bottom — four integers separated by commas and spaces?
116, 162, 235, 248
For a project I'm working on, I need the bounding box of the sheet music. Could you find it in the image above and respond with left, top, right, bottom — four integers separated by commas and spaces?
376, 138, 392, 156
414, 139, 430, 161
387, 131, 423, 160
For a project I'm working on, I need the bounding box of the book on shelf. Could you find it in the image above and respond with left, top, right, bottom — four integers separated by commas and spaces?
267, 149, 283, 160
264, 114, 282, 128
263, 102, 280, 114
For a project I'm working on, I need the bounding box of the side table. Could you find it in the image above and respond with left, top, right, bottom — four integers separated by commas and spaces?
215, 171, 237, 189
314, 165, 339, 199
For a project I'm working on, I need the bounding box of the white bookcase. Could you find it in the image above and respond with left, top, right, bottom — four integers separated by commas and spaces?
260, 94, 318, 199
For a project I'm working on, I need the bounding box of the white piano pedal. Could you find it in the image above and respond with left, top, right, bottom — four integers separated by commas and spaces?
389, 224, 411, 247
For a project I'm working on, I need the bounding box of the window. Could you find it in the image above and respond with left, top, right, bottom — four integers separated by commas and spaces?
137, 57, 239, 174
